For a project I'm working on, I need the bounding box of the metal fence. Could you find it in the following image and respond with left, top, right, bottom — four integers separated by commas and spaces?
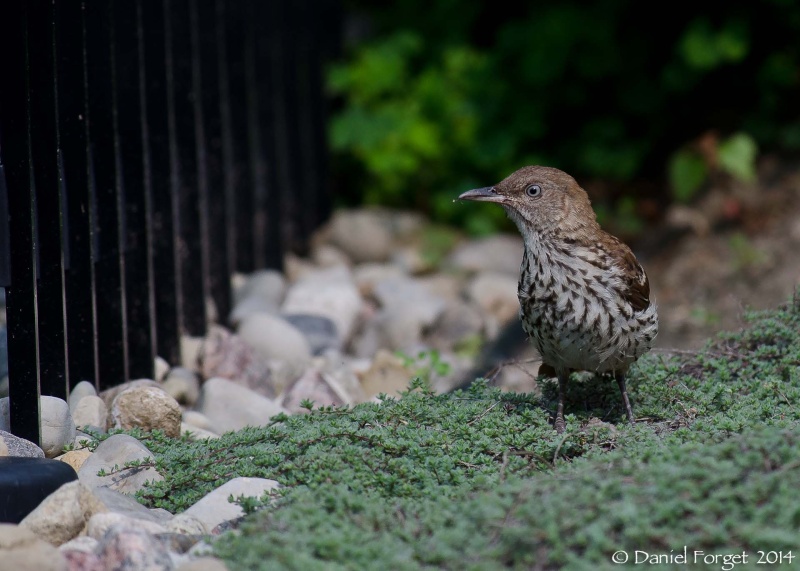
0, 0, 338, 447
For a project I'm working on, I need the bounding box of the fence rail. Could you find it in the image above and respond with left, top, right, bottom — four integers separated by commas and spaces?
0, 0, 338, 446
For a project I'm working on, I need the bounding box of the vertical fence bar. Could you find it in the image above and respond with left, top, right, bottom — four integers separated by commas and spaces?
85, 1, 128, 389
56, 0, 98, 389
28, 0, 69, 399
197, 0, 232, 324
226, 1, 255, 274
249, 2, 284, 269
166, 0, 208, 337
113, 0, 156, 380
141, 0, 181, 365
0, 2, 42, 445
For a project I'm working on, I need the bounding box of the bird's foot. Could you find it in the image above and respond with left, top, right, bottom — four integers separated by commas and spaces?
554, 413, 566, 434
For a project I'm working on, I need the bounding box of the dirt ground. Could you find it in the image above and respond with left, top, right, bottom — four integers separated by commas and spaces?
643, 156, 800, 350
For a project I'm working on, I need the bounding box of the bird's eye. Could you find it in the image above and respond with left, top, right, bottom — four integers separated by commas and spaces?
525, 184, 542, 198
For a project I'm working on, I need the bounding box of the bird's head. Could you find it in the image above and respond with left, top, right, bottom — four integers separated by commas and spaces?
459, 166, 598, 236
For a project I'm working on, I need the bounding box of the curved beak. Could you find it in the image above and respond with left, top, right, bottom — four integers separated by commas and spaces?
458, 186, 504, 203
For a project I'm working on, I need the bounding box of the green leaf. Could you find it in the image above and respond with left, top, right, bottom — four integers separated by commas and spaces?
718, 132, 758, 183
668, 149, 707, 202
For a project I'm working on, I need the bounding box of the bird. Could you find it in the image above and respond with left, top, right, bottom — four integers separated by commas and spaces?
459, 166, 658, 432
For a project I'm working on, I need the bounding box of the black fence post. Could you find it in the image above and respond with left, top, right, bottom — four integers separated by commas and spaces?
113, 0, 156, 381
0, 2, 42, 445
57, 0, 99, 391
28, 0, 69, 400
85, 1, 129, 390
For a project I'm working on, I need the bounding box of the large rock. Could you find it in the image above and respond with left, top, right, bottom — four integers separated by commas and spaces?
198, 377, 288, 433
425, 300, 486, 350
111, 386, 181, 438
281, 266, 363, 343
326, 209, 395, 263
56, 449, 93, 472
98, 379, 159, 409
0, 396, 75, 458
198, 325, 276, 399
237, 313, 312, 365
353, 263, 407, 297
78, 434, 163, 494
0, 523, 67, 571
232, 269, 286, 308
86, 512, 167, 539
161, 367, 201, 407
19, 481, 107, 546
182, 477, 280, 532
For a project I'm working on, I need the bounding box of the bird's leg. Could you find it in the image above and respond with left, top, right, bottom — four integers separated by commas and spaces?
615, 372, 635, 425
554, 372, 568, 433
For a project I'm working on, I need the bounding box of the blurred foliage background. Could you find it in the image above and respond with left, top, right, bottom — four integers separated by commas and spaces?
326, 0, 800, 236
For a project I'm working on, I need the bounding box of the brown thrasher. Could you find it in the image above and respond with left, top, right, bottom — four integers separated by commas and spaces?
460, 166, 658, 432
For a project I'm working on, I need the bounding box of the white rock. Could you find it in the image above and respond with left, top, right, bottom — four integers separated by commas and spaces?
111, 386, 182, 438
72, 396, 108, 430
183, 477, 280, 532
0, 523, 68, 570
229, 296, 277, 326
281, 266, 363, 343
78, 434, 163, 494
281, 369, 351, 413
0, 396, 76, 458
90, 486, 172, 524
87, 512, 168, 539
58, 535, 99, 553
161, 367, 200, 406
372, 277, 446, 323
182, 411, 217, 432
198, 378, 288, 433
181, 335, 204, 372
353, 262, 407, 297
19, 480, 107, 546
466, 271, 520, 323
327, 209, 395, 263
448, 234, 524, 275
181, 423, 219, 440
232, 269, 286, 308
237, 313, 312, 365
311, 243, 352, 268
154, 356, 171, 383
175, 556, 230, 571
68, 381, 97, 413
167, 513, 208, 536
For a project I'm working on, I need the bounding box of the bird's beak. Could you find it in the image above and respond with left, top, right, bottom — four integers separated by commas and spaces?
458, 186, 505, 203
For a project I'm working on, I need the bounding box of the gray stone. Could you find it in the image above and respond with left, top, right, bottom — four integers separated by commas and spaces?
281, 266, 363, 343
0, 523, 68, 571
465, 271, 520, 324
162, 367, 201, 406
352, 262, 407, 297
111, 386, 182, 438
233, 269, 286, 307
0, 429, 44, 458
372, 277, 446, 323
448, 234, 524, 275
229, 295, 277, 326
198, 377, 288, 433
237, 313, 312, 365
182, 411, 217, 432
181, 423, 219, 441
311, 243, 352, 268
68, 380, 97, 413
425, 300, 486, 350
19, 480, 107, 546
183, 477, 280, 532
283, 313, 340, 355
58, 535, 99, 554
78, 434, 163, 494
198, 325, 276, 399
72, 396, 108, 431
327, 209, 395, 263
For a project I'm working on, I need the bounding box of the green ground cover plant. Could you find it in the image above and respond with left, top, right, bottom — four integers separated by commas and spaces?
121, 291, 799, 569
